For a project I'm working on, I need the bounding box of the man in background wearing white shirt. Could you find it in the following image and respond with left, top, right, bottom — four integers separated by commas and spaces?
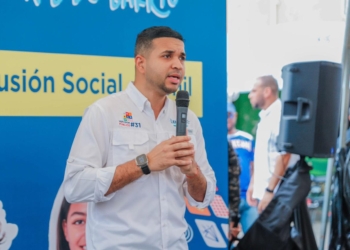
63, 26, 216, 250
247, 75, 298, 214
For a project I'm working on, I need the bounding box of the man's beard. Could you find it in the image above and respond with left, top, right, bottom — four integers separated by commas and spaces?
147, 74, 178, 95
160, 83, 177, 95
254, 99, 264, 109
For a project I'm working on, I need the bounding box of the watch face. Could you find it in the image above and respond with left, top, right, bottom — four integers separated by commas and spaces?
136, 154, 148, 165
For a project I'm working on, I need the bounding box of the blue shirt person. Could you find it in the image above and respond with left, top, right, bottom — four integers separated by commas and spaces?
227, 102, 258, 233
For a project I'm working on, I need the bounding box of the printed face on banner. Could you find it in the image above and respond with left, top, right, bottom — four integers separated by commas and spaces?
62, 203, 87, 250
50, 186, 88, 250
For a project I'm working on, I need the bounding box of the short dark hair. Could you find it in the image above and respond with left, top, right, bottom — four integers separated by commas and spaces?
134, 26, 184, 56
257, 75, 279, 96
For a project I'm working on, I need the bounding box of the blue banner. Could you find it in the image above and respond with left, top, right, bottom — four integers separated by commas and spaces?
0, 1, 227, 249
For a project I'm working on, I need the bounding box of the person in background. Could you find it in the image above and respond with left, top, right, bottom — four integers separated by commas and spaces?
247, 75, 298, 213
227, 102, 258, 232
228, 139, 241, 241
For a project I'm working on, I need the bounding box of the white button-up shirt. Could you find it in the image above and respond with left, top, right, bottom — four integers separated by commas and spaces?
63, 82, 216, 250
253, 99, 298, 200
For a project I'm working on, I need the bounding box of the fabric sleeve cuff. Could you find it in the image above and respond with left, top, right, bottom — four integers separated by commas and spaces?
95, 166, 117, 202
185, 175, 215, 209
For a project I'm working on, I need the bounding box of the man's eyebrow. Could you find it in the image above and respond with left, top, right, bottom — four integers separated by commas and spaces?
161, 50, 186, 57
161, 50, 175, 54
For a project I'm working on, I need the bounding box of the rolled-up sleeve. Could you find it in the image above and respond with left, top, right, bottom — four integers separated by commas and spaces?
184, 116, 216, 208
63, 104, 116, 203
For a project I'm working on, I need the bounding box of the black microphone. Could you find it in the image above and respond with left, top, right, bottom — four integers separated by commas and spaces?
176, 90, 190, 136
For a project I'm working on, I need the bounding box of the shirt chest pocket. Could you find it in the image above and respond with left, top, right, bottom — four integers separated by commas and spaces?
112, 129, 150, 166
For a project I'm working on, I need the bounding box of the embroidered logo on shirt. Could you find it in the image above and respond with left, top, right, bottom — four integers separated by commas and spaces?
169, 118, 190, 127
170, 118, 177, 127
123, 112, 133, 122
119, 112, 141, 128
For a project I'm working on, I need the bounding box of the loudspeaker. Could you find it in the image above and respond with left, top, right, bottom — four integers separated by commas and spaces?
277, 61, 342, 158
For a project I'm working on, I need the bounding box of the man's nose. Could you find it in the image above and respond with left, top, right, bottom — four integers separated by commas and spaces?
172, 58, 183, 69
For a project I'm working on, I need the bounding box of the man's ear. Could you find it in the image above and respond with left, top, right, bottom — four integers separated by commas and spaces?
263, 87, 271, 98
135, 55, 146, 74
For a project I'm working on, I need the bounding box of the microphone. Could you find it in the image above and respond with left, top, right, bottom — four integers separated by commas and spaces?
176, 90, 190, 136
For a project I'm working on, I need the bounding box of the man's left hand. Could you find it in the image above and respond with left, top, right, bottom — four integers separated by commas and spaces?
177, 156, 197, 176
258, 192, 274, 213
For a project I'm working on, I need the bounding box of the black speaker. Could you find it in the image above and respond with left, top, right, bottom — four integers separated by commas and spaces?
277, 61, 342, 158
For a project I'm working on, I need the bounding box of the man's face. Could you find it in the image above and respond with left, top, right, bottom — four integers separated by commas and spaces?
248, 80, 265, 109
143, 37, 186, 95
63, 203, 87, 250
227, 112, 237, 132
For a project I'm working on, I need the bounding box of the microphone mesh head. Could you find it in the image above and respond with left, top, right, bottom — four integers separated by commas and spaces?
176, 90, 190, 107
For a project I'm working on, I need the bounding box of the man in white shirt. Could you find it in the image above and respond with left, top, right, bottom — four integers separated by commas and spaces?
63, 26, 216, 250
247, 75, 298, 214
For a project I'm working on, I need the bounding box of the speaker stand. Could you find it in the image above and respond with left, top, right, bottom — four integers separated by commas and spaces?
292, 155, 318, 250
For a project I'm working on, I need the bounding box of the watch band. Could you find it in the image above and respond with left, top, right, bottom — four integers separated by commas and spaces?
135, 154, 151, 175
140, 164, 151, 175
265, 187, 274, 193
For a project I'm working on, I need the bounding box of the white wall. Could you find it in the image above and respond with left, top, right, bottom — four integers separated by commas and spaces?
227, 0, 346, 94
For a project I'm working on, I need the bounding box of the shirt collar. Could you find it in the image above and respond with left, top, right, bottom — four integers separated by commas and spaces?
162, 97, 170, 115
259, 98, 281, 119
125, 82, 148, 112
125, 82, 170, 114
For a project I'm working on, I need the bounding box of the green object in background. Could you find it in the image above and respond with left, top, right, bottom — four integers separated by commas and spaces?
233, 92, 260, 137
306, 158, 328, 176
233, 92, 328, 177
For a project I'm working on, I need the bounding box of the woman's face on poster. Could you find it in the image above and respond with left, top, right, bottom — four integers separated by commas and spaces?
62, 203, 87, 250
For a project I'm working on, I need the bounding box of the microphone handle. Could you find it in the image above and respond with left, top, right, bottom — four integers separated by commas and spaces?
176, 106, 188, 136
